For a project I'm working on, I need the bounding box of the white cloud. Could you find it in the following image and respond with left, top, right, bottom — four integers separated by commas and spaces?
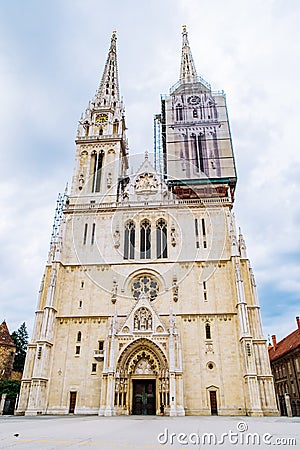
0, 0, 299, 341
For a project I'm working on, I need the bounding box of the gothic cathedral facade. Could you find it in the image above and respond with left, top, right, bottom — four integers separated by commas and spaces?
17, 28, 278, 416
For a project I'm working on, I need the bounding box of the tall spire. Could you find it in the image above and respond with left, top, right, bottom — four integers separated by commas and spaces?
95, 31, 120, 104
180, 25, 197, 81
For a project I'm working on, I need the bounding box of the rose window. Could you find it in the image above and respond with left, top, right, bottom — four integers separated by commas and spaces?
131, 275, 159, 301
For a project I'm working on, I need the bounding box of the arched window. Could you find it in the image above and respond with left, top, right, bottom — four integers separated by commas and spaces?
191, 133, 205, 173
156, 219, 167, 259
83, 223, 88, 245
124, 221, 135, 260
205, 323, 211, 339
131, 275, 159, 301
77, 331, 82, 342
140, 220, 151, 259
113, 120, 119, 134
176, 104, 183, 121
91, 151, 103, 192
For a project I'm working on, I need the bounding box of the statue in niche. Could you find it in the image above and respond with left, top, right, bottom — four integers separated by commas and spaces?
170, 226, 177, 247
113, 229, 120, 248
107, 172, 112, 189
78, 174, 85, 190
133, 307, 153, 331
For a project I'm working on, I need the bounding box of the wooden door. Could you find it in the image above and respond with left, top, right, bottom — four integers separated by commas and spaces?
209, 390, 218, 415
69, 391, 77, 413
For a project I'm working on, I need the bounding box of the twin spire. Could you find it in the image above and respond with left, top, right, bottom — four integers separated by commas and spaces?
95, 31, 120, 104
180, 25, 198, 81
95, 26, 201, 104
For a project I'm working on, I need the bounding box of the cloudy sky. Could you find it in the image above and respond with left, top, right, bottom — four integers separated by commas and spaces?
0, 0, 299, 341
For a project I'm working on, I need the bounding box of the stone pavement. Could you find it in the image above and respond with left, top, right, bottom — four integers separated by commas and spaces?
0, 415, 299, 450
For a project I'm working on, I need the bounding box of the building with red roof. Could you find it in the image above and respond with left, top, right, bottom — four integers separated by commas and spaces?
268, 317, 300, 416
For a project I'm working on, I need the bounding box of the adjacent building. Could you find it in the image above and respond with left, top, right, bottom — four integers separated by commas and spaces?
269, 317, 300, 416
16, 28, 278, 416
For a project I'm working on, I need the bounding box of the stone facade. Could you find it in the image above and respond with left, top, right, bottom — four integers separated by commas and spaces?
17, 28, 278, 417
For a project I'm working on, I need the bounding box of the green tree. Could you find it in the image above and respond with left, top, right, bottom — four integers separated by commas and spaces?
11, 322, 28, 372
0, 379, 20, 397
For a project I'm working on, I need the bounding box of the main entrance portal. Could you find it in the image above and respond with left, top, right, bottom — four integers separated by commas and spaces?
132, 379, 156, 415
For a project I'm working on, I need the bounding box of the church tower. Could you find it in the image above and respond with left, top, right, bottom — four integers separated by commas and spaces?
17, 29, 278, 417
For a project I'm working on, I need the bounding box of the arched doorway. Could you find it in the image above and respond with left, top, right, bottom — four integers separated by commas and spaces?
115, 338, 169, 415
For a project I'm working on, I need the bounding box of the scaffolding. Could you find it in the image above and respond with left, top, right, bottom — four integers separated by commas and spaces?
154, 113, 163, 176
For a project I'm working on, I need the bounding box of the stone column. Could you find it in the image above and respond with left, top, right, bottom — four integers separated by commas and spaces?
284, 393, 293, 417
98, 375, 107, 416
0, 394, 7, 415
104, 373, 115, 416
169, 372, 177, 416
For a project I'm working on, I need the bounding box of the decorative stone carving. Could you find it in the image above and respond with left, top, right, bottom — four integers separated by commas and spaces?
134, 172, 158, 192
134, 307, 153, 331
172, 276, 178, 302
205, 342, 214, 353
111, 279, 117, 304
170, 225, 177, 247
107, 172, 112, 189
134, 359, 153, 374
78, 173, 85, 190
113, 228, 120, 248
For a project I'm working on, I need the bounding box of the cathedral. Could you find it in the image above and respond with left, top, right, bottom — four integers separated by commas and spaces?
17, 28, 278, 416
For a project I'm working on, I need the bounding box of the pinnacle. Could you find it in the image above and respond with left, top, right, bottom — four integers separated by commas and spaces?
94, 31, 120, 105
180, 25, 197, 81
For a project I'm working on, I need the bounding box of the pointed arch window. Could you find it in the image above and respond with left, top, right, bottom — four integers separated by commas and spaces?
191, 133, 205, 173
156, 219, 167, 259
124, 221, 135, 260
176, 104, 183, 121
113, 120, 119, 134
140, 220, 151, 259
91, 151, 103, 193
77, 331, 82, 342
83, 223, 88, 245
205, 323, 211, 339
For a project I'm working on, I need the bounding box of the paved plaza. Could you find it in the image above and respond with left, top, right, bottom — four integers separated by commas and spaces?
0, 415, 299, 449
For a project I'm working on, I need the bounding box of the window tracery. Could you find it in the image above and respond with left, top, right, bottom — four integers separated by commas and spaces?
124, 221, 135, 259
156, 219, 167, 259
131, 275, 159, 301
140, 220, 151, 259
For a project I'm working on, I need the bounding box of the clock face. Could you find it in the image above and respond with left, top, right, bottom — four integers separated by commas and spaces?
187, 95, 201, 105
95, 113, 108, 123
